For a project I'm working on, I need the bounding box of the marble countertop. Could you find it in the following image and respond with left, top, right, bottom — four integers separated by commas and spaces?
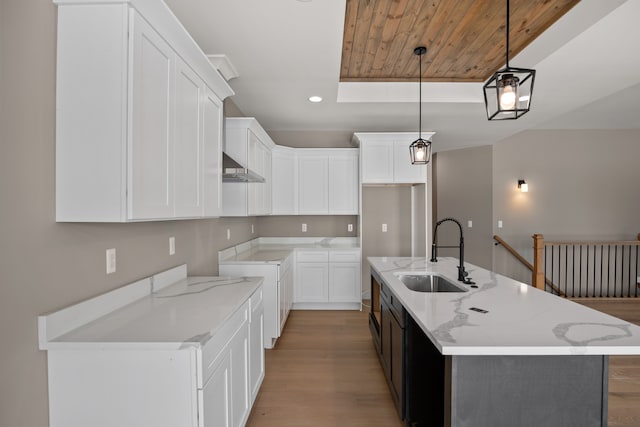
368, 257, 640, 356
219, 237, 360, 265
44, 276, 262, 350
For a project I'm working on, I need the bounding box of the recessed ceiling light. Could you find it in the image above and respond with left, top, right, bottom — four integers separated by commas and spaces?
308, 96, 323, 103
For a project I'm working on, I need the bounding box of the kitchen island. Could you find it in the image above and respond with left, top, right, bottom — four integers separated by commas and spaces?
368, 257, 640, 427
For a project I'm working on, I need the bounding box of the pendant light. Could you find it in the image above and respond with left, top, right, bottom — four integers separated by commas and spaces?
483, 0, 536, 121
410, 46, 431, 165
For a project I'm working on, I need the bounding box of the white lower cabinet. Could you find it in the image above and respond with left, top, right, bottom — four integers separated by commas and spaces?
203, 351, 231, 427
294, 249, 361, 309
296, 262, 330, 302
43, 284, 263, 427
219, 254, 293, 349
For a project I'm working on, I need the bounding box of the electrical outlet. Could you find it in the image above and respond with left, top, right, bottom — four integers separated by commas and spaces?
169, 237, 175, 255
468, 220, 473, 228
226, 229, 231, 240
106, 248, 116, 274
302, 223, 307, 233
348, 224, 353, 232
382, 223, 388, 233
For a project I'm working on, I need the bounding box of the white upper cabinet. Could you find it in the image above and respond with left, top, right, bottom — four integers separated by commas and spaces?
202, 88, 224, 218
328, 151, 359, 214
271, 147, 297, 215
173, 57, 205, 218
360, 141, 394, 183
296, 149, 359, 215
54, 1, 233, 222
222, 118, 275, 217
355, 132, 435, 184
298, 154, 329, 215
129, 14, 175, 220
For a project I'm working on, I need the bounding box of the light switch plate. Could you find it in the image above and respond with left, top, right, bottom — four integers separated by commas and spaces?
468, 220, 473, 228
302, 223, 307, 232
382, 224, 388, 233
348, 224, 353, 232
498, 220, 503, 228
226, 229, 231, 240
169, 237, 175, 255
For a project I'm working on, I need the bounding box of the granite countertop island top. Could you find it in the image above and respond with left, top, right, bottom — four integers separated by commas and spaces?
368, 257, 640, 356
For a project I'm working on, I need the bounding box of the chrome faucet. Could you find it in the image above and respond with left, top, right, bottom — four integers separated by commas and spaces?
430, 217, 475, 284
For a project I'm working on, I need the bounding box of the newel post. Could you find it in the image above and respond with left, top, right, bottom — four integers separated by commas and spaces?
532, 234, 545, 290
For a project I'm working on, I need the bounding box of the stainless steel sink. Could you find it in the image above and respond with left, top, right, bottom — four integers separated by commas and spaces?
395, 273, 468, 293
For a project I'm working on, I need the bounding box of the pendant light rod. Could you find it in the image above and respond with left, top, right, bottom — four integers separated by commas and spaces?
409, 46, 431, 165
505, 0, 510, 68
415, 46, 426, 139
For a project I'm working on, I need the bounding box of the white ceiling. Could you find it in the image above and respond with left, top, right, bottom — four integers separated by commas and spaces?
165, 0, 640, 152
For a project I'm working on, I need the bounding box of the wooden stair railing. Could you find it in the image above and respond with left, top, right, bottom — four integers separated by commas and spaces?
532, 234, 640, 298
493, 235, 565, 296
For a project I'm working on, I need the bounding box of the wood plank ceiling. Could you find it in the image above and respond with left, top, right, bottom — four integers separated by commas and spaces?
341, 0, 581, 82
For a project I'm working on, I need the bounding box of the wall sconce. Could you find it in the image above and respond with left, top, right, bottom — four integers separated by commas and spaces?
518, 179, 528, 192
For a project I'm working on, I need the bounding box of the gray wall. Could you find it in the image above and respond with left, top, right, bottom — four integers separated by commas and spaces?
433, 146, 494, 270
361, 186, 413, 294
258, 215, 358, 237
492, 129, 640, 283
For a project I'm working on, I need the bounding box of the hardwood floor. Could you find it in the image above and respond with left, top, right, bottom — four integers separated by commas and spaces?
246, 309, 403, 427
247, 301, 640, 427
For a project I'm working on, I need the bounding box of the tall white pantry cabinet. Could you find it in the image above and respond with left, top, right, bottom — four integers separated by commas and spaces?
54, 0, 233, 222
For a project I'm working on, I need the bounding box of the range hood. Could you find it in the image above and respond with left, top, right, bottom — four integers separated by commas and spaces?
222, 153, 265, 183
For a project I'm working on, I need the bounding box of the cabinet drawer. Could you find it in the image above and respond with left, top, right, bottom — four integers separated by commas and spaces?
329, 250, 360, 263
296, 250, 329, 263
201, 300, 249, 383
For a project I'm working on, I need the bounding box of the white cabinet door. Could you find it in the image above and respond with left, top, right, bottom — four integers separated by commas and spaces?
271, 148, 296, 214
361, 141, 394, 184
174, 58, 203, 218
329, 262, 361, 302
202, 87, 223, 217
249, 296, 264, 405
328, 153, 358, 214
296, 263, 329, 302
129, 13, 174, 220
203, 353, 231, 427
298, 155, 329, 214
229, 322, 250, 427
393, 141, 426, 183
248, 138, 271, 216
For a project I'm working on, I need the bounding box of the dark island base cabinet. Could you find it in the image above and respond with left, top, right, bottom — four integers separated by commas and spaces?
370, 272, 609, 427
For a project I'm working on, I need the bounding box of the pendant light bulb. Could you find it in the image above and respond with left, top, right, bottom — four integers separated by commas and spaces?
498, 74, 518, 110
415, 146, 425, 161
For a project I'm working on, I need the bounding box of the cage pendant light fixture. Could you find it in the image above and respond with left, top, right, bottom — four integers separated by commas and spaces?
410, 46, 431, 165
483, 0, 536, 121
